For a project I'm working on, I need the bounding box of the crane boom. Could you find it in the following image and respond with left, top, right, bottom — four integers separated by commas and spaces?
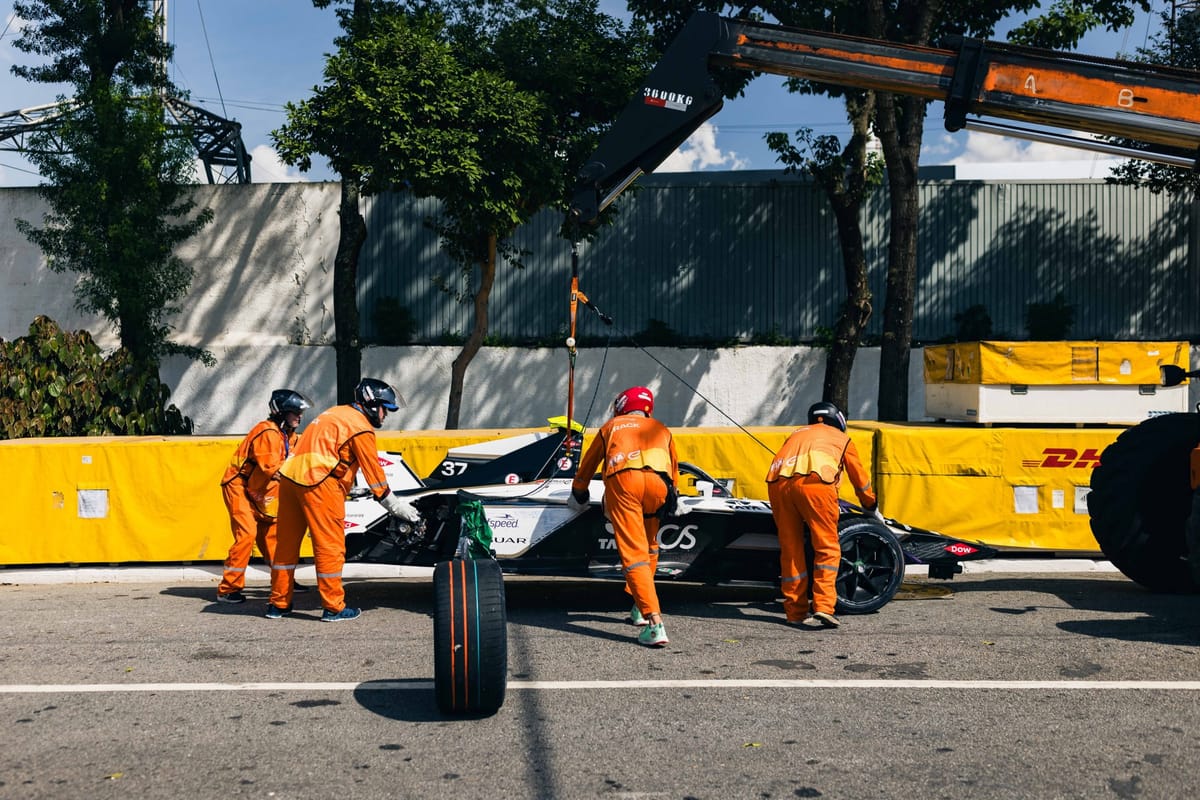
567, 11, 1200, 232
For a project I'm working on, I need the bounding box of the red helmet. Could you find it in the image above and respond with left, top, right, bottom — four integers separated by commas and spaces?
614, 386, 654, 416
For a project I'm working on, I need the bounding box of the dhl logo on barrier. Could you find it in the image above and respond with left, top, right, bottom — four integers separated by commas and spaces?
1020, 448, 1103, 469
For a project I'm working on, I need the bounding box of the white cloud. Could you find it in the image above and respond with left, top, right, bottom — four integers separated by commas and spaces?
947, 129, 1127, 180
920, 132, 960, 161
658, 123, 748, 173
247, 144, 306, 183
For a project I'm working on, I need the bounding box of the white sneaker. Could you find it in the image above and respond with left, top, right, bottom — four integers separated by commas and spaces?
812, 611, 840, 628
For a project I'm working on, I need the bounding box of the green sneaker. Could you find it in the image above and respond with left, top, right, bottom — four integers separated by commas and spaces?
638, 622, 669, 647
629, 605, 648, 627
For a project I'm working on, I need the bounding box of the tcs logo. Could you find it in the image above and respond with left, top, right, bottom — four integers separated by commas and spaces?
1021, 448, 1102, 469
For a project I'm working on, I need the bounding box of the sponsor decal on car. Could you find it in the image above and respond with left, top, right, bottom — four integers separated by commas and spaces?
597, 523, 698, 551
482, 505, 574, 556
944, 542, 979, 556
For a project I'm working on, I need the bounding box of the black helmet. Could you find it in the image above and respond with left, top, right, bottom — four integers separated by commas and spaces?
354, 377, 401, 427
807, 401, 846, 432
269, 389, 312, 417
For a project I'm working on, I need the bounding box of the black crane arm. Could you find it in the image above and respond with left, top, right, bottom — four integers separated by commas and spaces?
566, 11, 1200, 233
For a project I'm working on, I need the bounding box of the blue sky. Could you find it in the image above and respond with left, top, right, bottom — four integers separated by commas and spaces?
0, 1, 1174, 186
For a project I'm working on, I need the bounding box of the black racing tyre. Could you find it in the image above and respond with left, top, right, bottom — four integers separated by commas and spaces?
836, 516, 905, 614
1088, 413, 1200, 593
433, 558, 508, 715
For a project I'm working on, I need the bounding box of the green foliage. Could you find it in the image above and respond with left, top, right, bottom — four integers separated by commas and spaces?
954, 304, 994, 342
1025, 293, 1076, 341
812, 325, 836, 351
370, 297, 417, 345
635, 319, 680, 346
749, 327, 794, 346
278, 1, 655, 251
0, 316, 193, 439
765, 124, 884, 202
1007, 0, 1144, 48
11, 0, 214, 367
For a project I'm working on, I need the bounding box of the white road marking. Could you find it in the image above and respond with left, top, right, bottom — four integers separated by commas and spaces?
3, 678, 1200, 694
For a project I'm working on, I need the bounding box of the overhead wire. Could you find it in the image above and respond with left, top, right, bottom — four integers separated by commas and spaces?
195, 0, 228, 118
0, 10, 16, 42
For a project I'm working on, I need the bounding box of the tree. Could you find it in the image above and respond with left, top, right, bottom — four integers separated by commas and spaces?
277, 0, 654, 427
11, 0, 214, 369
631, 0, 1148, 420
1106, 7, 1200, 195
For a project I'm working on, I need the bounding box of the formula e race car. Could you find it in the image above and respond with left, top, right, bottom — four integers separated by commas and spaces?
343, 422, 996, 715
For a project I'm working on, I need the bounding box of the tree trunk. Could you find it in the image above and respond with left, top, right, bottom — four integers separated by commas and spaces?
445, 233, 497, 429
819, 93, 876, 412
875, 91, 926, 421
822, 196, 873, 411
333, 175, 367, 404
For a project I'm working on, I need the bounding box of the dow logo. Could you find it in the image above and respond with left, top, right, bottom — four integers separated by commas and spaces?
1021, 448, 1103, 469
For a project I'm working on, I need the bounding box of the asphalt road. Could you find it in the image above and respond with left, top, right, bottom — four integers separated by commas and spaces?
2, 571, 1199, 800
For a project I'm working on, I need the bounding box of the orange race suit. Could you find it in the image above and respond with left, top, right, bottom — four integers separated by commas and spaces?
572, 413, 680, 621
765, 424, 876, 621
268, 404, 392, 615
217, 419, 297, 598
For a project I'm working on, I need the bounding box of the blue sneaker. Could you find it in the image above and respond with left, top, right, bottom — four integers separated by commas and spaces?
638, 622, 669, 647
321, 607, 361, 622
264, 604, 291, 619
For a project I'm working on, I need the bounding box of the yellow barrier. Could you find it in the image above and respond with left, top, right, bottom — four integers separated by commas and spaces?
870, 422, 1122, 551
0, 423, 1116, 565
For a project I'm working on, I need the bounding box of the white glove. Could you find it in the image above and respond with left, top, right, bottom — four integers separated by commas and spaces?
380, 493, 421, 523
870, 506, 886, 523
671, 496, 692, 517
567, 489, 589, 514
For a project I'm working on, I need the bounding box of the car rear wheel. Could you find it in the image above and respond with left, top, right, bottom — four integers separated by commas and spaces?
1088, 412, 1200, 593
836, 517, 905, 614
433, 558, 508, 715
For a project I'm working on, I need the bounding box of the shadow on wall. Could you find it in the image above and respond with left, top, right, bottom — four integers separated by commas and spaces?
172, 183, 343, 348
917, 184, 1194, 341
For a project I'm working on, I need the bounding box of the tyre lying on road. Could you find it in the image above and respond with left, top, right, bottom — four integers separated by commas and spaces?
433, 557, 508, 716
